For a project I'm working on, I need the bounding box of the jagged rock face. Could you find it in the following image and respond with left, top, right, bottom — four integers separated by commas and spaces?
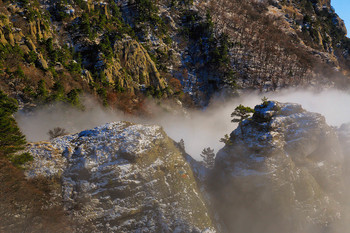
114, 38, 166, 89
210, 101, 345, 233
102, 37, 167, 92
25, 122, 215, 233
0, 11, 51, 50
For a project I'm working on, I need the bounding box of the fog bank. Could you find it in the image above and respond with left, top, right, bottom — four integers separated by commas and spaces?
16, 88, 350, 160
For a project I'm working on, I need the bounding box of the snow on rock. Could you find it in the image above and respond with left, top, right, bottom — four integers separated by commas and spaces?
25, 121, 216, 232
211, 101, 345, 233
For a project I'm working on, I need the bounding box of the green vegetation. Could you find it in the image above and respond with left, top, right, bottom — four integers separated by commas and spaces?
220, 134, 232, 146
0, 0, 348, 115
97, 87, 108, 106
231, 104, 255, 135
10, 152, 33, 167
231, 104, 255, 123
66, 88, 83, 107
134, 0, 168, 36
50, 81, 65, 101
180, 9, 236, 88
0, 44, 25, 68
0, 90, 33, 166
33, 79, 83, 108
36, 79, 49, 101
200, 147, 215, 168
99, 35, 114, 62
261, 96, 269, 107
298, 2, 347, 48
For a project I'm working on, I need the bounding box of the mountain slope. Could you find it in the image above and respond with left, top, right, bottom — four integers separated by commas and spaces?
0, 0, 349, 109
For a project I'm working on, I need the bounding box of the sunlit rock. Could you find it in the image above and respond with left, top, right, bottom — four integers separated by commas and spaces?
25, 121, 216, 232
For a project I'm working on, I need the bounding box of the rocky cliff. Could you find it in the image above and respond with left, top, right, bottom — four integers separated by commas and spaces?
24, 121, 216, 232
102, 37, 167, 93
210, 101, 346, 233
1, 0, 350, 110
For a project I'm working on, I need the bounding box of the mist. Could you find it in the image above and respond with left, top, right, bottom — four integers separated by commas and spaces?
15, 88, 350, 233
16, 88, 350, 160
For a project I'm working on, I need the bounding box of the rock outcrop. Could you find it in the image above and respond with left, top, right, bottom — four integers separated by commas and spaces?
210, 101, 345, 233
102, 37, 167, 92
25, 122, 215, 232
114, 37, 166, 90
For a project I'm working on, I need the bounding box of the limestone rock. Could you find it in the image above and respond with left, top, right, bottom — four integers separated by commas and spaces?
211, 101, 345, 233
37, 53, 49, 70
0, 28, 7, 45
25, 121, 216, 232
25, 37, 36, 51
114, 37, 167, 90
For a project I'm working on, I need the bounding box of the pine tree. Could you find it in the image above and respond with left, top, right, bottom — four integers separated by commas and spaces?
200, 147, 215, 168
261, 96, 269, 107
178, 139, 185, 152
0, 91, 26, 155
220, 134, 232, 146
231, 104, 255, 135
36, 79, 48, 101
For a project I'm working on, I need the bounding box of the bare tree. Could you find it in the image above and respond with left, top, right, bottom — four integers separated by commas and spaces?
48, 127, 69, 140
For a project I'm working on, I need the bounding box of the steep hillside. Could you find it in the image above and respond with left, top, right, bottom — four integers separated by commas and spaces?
201, 0, 350, 91
0, 0, 349, 109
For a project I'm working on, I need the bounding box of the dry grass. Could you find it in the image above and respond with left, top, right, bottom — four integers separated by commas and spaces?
0, 153, 74, 232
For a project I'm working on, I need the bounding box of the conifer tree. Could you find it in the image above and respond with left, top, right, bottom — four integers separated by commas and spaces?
0, 91, 26, 155
200, 147, 215, 168
178, 139, 185, 152
231, 104, 254, 135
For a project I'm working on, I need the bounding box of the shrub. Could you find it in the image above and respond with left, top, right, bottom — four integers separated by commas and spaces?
66, 89, 82, 107
220, 134, 232, 146
10, 152, 33, 167
48, 127, 69, 140
36, 79, 48, 101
